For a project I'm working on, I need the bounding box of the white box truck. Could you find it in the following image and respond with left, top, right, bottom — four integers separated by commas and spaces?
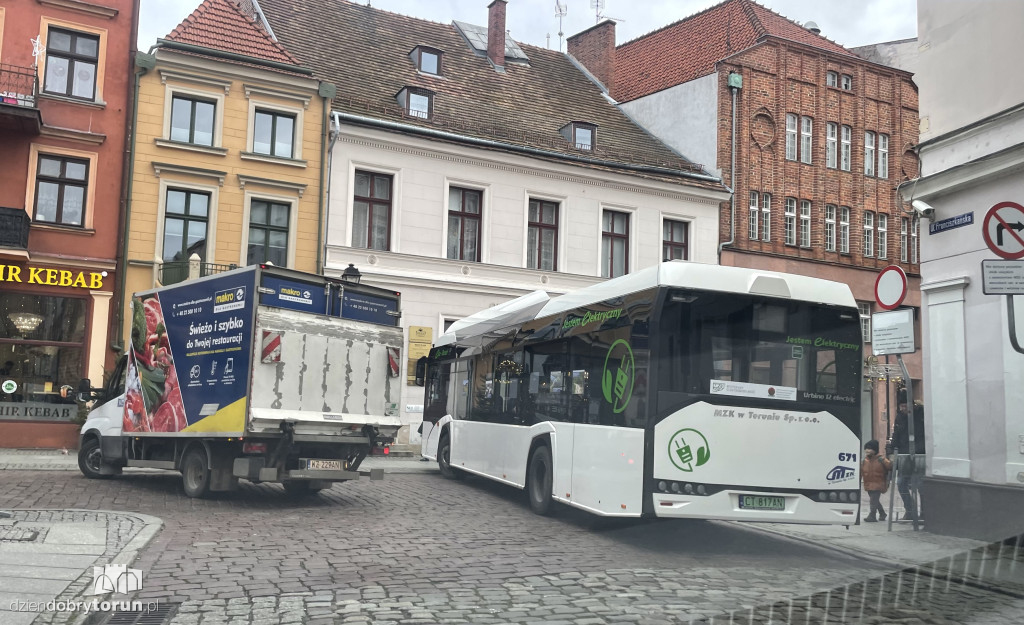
73, 265, 403, 497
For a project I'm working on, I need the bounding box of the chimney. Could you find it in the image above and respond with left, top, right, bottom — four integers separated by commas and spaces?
487, 0, 507, 72
567, 20, 616, 96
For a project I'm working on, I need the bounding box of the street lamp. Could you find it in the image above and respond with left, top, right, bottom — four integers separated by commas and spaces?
341, 263, 362, 285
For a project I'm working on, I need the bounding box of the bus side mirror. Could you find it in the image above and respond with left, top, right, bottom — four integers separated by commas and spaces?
59, 385, 75, 399
414, 357, 427, 386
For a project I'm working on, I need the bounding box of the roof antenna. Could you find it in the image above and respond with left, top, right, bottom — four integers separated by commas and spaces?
590, 0, 627, 25
554, 0, 567, 51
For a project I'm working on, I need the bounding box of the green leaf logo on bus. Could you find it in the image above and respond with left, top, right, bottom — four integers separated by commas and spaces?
601, 339, 635, 413
668, 428, 711, 472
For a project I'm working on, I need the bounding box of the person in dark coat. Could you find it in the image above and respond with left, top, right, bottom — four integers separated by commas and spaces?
861, 439, 892, 522
891, 397, 925, 520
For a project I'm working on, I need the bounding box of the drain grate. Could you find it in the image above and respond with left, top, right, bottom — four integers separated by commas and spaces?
96, 603, 178, 625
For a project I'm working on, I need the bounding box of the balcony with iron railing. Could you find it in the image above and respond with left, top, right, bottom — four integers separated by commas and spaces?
0, 63, 41, 134
157, 254, 237, 286
0, 206, 31, 252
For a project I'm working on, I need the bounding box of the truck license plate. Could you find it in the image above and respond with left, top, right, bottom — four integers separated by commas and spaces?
738, 495, 785, 511
305, 459, 344, 471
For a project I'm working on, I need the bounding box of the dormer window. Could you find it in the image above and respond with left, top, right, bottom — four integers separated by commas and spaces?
396, 87, 433, 119
560, 122, 597, 151
410, 46, 443, 76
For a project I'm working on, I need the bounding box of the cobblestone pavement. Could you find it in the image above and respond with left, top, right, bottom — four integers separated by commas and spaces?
2, 469, 1021, 624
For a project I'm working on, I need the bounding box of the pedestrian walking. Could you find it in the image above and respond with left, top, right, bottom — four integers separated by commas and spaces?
861, 439, 892, 522
891, 394, 926, 521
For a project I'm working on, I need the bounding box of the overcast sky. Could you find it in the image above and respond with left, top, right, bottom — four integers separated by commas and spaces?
139, 0, 916, 54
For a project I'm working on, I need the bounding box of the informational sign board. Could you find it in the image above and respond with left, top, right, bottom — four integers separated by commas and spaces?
407, 325, 433, 385
982, 202, 1024, 260
982, 260, 1024, 295
874, 265, 908, 310
872, 308, 915, 356
335, 289, 400, 326
259, 275, 328, 315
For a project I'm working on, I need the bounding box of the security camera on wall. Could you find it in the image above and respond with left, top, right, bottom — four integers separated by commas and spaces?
911, 200, 935, 219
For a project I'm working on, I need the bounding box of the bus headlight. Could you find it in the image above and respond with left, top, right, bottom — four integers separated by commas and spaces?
670, 482, 680, 493
849, 491, 859, 502
683, 483, 694, 495
696, 484, 707, 496
828, 492, 838, 502
657, 481, 667, 492
818, 492, 828, 502
838, 492, 848, 502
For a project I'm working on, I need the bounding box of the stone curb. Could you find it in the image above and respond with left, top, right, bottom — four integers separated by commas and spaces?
0, 509, 165, 625
722, 520, 909, 570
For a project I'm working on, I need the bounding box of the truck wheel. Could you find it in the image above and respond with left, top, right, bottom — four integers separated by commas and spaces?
282, 481, 323, 496
527, 444, 554, 515
78, 438, 109, 479
181, 447, 211, 498
438, 433, 461, 480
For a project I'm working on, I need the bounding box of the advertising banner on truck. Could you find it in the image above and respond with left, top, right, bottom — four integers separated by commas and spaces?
123, 270, 255, 435
259, 274, 329, 315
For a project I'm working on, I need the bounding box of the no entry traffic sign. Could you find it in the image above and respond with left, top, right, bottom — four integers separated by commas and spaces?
874, 265, 908, 310
983, 201, 1024, 260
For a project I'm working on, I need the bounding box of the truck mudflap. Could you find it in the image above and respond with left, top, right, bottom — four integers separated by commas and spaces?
232, 458, 384, 482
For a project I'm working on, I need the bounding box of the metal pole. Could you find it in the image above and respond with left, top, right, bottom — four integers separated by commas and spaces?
887, 445, 897, 532
885, 356, 892, 439
898, 353, 920, 531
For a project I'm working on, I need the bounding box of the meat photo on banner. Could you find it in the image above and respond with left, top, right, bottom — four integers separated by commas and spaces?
124, 294, 186, 432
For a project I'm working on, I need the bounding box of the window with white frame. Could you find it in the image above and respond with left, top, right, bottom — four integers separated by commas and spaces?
863, 211, 874, 257
447, 187, 482, 262
824, 204, 836, 252
601, 210, 629, 278
864, 131, 876, 176
826, 122, 837, 169
878, 133, 889, 179
841, 125, 852, 171
841, 74, 852, 90
858, 301, 871, 343
247, 199, 289, 266
900, 217, 909, 262
663, 220, 689, 261
748, 191, 759, 240
785, 114, 798, 161
352, 170, 392, 251
878, 213, 888, 259
840, 206, 850, 253
762, 193, 771, 242
911, 216, 919, 264
527, 199, 558, 271
800, 200, 811, 247
826, 71, 838, 87
43, 28, 99, 100
800, 116, 813, 164
784, 197, 796, 246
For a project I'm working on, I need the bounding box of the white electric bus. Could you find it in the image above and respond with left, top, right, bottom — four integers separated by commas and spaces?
418, 262, 864, 523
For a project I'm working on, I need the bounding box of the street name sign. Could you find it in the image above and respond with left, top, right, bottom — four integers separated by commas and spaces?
929, 211, 974, 235
872, 308, 915, 356
982, 201, 1024, 260
982, 260, 1024, 295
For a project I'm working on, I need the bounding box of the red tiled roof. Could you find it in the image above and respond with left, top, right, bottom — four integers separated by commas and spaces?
254, 0, 724, 187
165, 0, 301, 67
615, 0, 856, 103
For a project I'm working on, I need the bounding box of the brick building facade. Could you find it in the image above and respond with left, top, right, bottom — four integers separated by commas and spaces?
570, 0, 922, 441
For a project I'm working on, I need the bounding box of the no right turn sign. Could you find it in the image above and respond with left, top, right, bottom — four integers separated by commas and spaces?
983, 202, 1024, 259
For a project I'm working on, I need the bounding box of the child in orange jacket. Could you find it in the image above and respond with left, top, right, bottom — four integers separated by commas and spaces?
861, 439, 892, 522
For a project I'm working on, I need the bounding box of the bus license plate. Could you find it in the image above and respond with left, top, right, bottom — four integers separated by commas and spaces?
739, 495, 785, 511
305, 459, 343, 471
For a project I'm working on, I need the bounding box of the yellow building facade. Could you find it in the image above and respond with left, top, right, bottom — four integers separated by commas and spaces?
122, 34, 330, 344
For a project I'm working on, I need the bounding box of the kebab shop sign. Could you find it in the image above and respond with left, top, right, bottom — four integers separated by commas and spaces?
0, 264, 107, 289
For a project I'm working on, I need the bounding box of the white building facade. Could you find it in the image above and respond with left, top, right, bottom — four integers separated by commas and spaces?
903, 0, 1024, 540
324, 123, 727, 444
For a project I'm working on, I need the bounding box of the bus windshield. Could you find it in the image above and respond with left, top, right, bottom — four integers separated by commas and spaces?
656, 290, 862, 424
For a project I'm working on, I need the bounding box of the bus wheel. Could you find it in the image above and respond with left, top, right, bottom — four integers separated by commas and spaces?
181, 447, 211, 498
438, 434, 461, 480
527, 444, 554, 515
